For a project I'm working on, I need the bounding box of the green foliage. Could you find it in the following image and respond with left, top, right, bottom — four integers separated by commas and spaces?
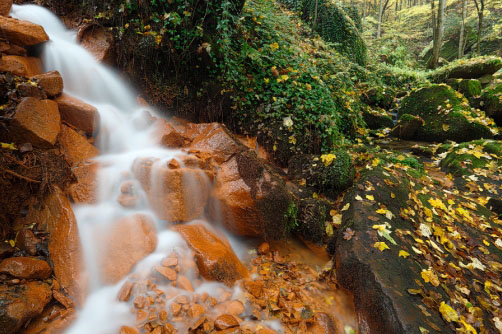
285, 201, 299, 233
439, 140, 502, 175
215, 0, 366, 164
427, 56, 502, 83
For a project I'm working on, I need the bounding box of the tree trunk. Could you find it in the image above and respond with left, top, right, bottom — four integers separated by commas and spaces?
458, 0, 467, 58
473, 0, 485, 55
377, 0, 383, 38
429, 0, 445, 68
312, 0, 319, 31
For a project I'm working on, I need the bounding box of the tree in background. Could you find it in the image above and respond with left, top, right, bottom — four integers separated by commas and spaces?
429, 0, 446, 68
458, 0, 467, 57
473, 0, 485, 55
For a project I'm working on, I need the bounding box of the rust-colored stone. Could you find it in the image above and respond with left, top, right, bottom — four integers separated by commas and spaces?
188, 303, 205, 319
0, 16, 48, 46
0, 40, 27, 56
172, 224, 248, 286
0, 281, 52, 334
52, 289, 74, 309
0, 257, 51, 279
244, 280, 264, 299
155, 266, 177, 281
133, 157, 211, 222
97, 214, 157, 284
214, 314, 239, 330
58, 124, 99, 166
69, 161, 99, 204
55, 94, 100, 135
177, 275, 193, 292
77, 24, 114, 63
0, 0, 12, 16
153, 119, 186, 148
0, 55, 42, 76
188, 123, 243, 163
120, 326, 139, 334
15, 229, 39, 256
10, 97, 60, 148
32, 71, 63, 97
117, 281, 135, 302
257, 242, 270, 255
21, 304, 76, 334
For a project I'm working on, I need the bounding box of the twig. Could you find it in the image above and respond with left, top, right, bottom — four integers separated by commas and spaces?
1, 168, 41, 183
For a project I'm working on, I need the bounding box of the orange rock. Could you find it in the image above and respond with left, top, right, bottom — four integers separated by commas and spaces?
257, 242, 270, 255
10, 97, 60, 148
25, 186, 85, 305
15, 229, 39, 256
0, 40, 26, 56
217, 328, 242, 334
177, 275, 193, 292
0, 0, 12, 16
214, 314, 239, 330
97, 214, 157, 284
309, 312, 337, 334
172, 224, 248, 286
133, 158, 211, 222
0, 55, 42, 76
0, 257, 51, 279
118, 281, 135, 302
117, 180, 140, 208
58, 124, 99, 166
171, 302, 182, 316
32, 71, 63, 97
161, 257, 178, 267
69, 161, 99, 204
0, 16, 48, 46
120, 326, 139, 334
188, 123, 243, 163
21, 304, 76, 334
257, 329, 278, 334
244, 280, 264, 298
55, 94, 100, 135
155, 266, 177, 281
133, 295, 146, 309
153, 119, 186, 148
52, 289, 74, 309
188, 303, 205, 319
209, 152, 290, 239
77, 24, 114, 63
0, 281, 52, 334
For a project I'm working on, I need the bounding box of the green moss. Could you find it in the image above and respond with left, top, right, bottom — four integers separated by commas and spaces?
398, 84, 494, 142
295, 198, 329, 244
362, 107, 395, 130
428, 56, 502, 83
439, 140, 502, 175
481, 82, 502, 124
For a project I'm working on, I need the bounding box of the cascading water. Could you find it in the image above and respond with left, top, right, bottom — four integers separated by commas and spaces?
11, 4, 357, 334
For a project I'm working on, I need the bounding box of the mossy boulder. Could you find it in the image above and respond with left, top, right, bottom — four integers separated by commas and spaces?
439, 139, 502, 176
288, 151, 355, 198
480, 82, 502, 125
397, 84, 494, 142
362, 108, 395, 130
361, 86, 395, 110
448, 79, 482, 100
428, 56, 502, 83
390, 114, 424, 140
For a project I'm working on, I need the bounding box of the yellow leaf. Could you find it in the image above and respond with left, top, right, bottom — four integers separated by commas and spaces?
312, 192, 318, 199
320, 153, 336, 167
269, 42, 279, 51
305, 83, 312, 90
372, 158, 380, 167
442, 124, 450, 131
355, 195, 363, 201
341, 203, 350, 211
366, 195, 375, 201
483, 239, 490, 246
390, 192, 396, 199
372, 224, 387, 231
288, 135, 296, 144
399, 250, 410, 258
421, 268, 440, 287
326, 223, 334, 237
1, 142, 16, 150
439, 301, 459, 322
332, 214, 342, 226
9, 240, 15, 247
373, 242, 390, 251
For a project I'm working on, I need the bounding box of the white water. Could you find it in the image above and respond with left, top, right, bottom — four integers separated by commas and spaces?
10, 5, 277, 334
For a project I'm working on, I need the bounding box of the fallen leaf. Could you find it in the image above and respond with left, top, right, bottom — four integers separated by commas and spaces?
343, 228, 355, 240
439, 301, 458, 322
373, 242, 390, 251
399, 250, 410, 258
421, 269, 439, 287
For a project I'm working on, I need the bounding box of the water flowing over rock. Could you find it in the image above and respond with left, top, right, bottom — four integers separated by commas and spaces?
96, 214, 157, 284
58, 124, 99, 166
10, 97, 60, 148
69, 161, 99, 204
0, 282, 52, 334
172, 223, 249, 286
0, 16, 48, 46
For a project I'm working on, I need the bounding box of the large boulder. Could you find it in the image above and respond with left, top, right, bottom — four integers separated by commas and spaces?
76, 24, 114, 64
133, 156, 212, 222
96, 214, 157, 284
32, 71, 64, 98
429, 56, 502, 82
0, 257, 51, 279
9, 97, 61, 148
0, 16, 48, 46
55, 94, 100, 135
447, 78, 482, 100
0, 282, 52, 334
0, 0, 12, 16
480, 82, 502, 125
209, 150, 291, 239
0, 55, 42, 76
173, 223, 249, 286
25, 186, 85, 305
58, 124, 99, 166
397, 84, 495, 142
188, 123, 244, 164
69, 161, 99, 204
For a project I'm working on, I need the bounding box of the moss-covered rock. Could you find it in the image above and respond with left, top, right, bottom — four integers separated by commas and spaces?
439, 139, 502, 176
480, 82, 502, 125
288, 151, 355, 198
397, 84, 495, 142
360, 86, 395, 110
428, 56, 502, 83
448, 79, 482, 100
390, 114, 424, 140
362, 107, 395, 130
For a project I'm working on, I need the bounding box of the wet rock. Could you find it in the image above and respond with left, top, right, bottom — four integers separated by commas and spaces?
15, 229, 39, 255
0, 0, 12, 16
26, 186, 84, 305
58, 124, 99, 166
52, 289, 74, 309
119, 326, 139, 334
256, 329, 278, 334
69, 161, 99, 204
32, 71, 63, 98
10, 97, 60, 148
55, 94, 100, 136
76, 24, 114, 63
155, 266, 177, 281
214, 314, 239, 330
177, 275, 193, 292
188, 123, 244, 163
98, 214, 157, 284
133, 157, 212, 222
390, 114, 424, 140
218, 328, 242, 334
209, 151, 291, 239
16, 82, 46, 99
0, 16, 48, 46
0, 40, 27, 56
0, 243, 15, 259
0, 55, 42, 76
21, 304, 76, 334
117, 281, 135, 302
309, 313, 337, 334
257, 242, 270, 255
153, 119, 186, 148
172, 224, 248, 286
0, 281, 52, 334
0, 256, 51, 279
